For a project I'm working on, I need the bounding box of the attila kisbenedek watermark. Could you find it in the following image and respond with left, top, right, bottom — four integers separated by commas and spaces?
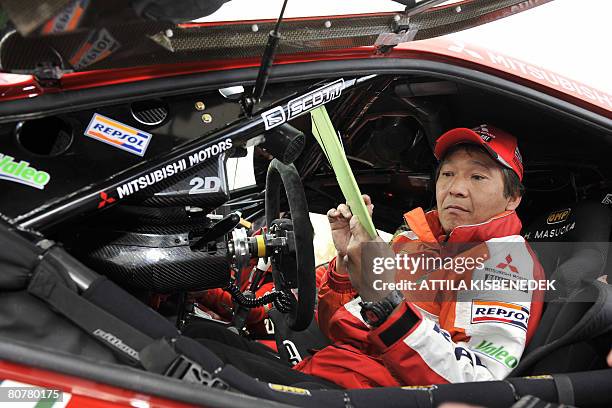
364, 245, 556, 295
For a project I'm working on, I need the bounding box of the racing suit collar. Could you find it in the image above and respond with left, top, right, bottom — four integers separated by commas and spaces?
403, 208, 522, 243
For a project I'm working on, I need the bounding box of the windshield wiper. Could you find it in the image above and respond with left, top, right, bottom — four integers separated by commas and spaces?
399, 0, 449, 17
243, 0, 289, 116
377, 0, 448, 52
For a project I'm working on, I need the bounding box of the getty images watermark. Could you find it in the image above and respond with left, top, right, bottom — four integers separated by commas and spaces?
372, 253, 555, 292
361, 242, 565, 301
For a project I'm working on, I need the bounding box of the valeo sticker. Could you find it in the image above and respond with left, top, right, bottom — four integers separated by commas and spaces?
268, 383, 311, 396
473, 340, 519, 369
0, 153, 51, 189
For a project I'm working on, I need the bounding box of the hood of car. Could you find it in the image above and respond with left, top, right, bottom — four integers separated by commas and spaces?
0, 0, 553, 78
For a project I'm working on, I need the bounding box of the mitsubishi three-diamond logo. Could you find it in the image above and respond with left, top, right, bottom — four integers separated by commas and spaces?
497, 254, 518, 273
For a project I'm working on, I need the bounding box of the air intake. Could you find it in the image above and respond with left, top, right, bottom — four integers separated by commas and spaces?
131, 100, 168, 126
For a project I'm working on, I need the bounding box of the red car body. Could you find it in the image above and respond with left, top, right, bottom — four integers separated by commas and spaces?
0, 1, 610, 406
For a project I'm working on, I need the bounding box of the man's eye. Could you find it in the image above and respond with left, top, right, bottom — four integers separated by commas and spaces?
442, 171, 453, 177
472, 174, 486, 181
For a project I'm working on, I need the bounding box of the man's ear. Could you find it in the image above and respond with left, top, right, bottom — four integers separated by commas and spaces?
505, 195, 522, 211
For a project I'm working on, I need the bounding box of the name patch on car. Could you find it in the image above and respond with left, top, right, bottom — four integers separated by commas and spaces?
85, 114, 152, 156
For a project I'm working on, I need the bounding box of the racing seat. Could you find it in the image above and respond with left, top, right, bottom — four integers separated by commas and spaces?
510, 200, 612, 375
523, 200, 612, 296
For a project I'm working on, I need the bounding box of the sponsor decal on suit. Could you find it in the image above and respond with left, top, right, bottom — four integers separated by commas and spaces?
471, 300, 529, 331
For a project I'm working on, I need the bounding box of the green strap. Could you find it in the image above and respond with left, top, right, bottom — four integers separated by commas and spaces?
311, 106, 377, 239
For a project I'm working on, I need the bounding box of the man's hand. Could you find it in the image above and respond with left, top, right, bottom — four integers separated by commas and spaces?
327, 195, 397, 301
339, 195, 396, 302
327, 203, 353, 258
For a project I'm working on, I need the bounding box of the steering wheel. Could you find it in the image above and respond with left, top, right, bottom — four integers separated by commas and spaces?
265, 159, 315, 331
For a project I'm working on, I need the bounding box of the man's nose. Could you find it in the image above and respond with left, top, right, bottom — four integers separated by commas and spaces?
448, 176, 469, 197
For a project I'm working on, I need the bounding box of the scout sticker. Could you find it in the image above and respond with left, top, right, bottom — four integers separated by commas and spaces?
85, 114, 152, 156
261, 79, 344, 130
41, 0, 89, 34
0, 153, 51, 189
70, 28, 120, 70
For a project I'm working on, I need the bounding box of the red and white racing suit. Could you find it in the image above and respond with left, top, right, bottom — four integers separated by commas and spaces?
294, 208, 544, 388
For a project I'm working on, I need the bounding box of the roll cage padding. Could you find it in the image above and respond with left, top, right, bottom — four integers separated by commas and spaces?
214, 364, 612, 408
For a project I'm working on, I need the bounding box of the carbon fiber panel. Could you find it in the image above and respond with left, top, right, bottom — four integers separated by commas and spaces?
102, 206, 201, 228
0, 0, 551, 72
84, 241, 231, 292
409, 0, 548, 40
111, 223, 205, 235
127, 152, 230, 208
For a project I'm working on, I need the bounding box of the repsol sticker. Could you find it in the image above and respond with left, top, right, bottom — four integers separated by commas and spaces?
546, 208, 571, 224
268, 383, 311, 396
0, 153, 51, 189
471, 300, 529, 331
70, 28, 120, 69
112, 138, 232, 200
85, 114, 152, 156
41, 0, 89, 34
261, 79, 344, 130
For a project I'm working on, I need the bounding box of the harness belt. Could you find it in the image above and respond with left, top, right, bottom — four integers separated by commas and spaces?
27, 257, 228, 389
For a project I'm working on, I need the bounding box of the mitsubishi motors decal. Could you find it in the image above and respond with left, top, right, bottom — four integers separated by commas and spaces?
397, 38, 612, 112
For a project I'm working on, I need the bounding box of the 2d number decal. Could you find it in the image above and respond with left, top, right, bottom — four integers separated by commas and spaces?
189, 176, 221, 194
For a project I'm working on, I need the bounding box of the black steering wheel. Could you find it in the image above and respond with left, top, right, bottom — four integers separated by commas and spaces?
265, 159, 315, 331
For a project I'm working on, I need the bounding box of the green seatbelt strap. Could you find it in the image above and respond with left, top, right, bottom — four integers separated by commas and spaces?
311, 105, 377, 239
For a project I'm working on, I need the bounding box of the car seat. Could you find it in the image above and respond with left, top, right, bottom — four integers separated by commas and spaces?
522, 200, 611, 297
510, 200, 612, 375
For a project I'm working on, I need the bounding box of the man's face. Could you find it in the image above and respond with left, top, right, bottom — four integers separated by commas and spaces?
435, 147, 521, 234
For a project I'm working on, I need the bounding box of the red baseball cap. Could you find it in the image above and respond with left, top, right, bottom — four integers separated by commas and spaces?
434, 124, 524, 181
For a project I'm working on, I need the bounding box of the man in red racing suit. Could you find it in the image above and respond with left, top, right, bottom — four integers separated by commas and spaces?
294, 125, 545, 388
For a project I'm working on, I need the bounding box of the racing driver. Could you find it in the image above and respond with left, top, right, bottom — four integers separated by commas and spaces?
293, 125, 545, 388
